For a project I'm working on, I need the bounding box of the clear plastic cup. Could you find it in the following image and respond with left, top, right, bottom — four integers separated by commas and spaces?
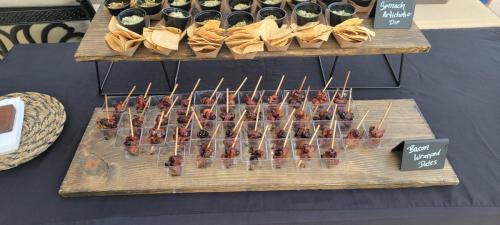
309, 90, 330, 105
364, 122, 386, 149
242, 139, 270, 170
157, 144, 187, 176
119, 109, 145, 129
328, 89, 351, 109
114, 127, 142, 157
165, 123, 192, 146
263, 103, 288, 121
241, 121, 266, 140
218, 90, 239, 105
140, 126, 167, 146
317, 138, 345, 168
219, 121, 239, 139
292, 138, 320, 169
288, 103, 312, 122
143, 109, 173, 128
239, 104, 264, 122
216, 138, 242, 169
150, 94, 184, 111
291, 121, 314, 139
102, 96, 136, 114
217, 105, 240, 122
267, 138, 293, 169
265, 120, 288, 139
311, 104, 335, 121
93, 109, 121, 140
191, 120, 217, 140
170, 106, 192, 125
194, 90, 220, 106
340, 121, 367, 149
189, 139, 216, 169
194, 104, 217, 125
312, 120, 341, 140
282, 89, 309, 109
261, 90, 284, 105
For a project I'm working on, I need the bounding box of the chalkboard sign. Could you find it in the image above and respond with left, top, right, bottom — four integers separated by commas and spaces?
392, 139, 449, 171
374, 0, 416, 29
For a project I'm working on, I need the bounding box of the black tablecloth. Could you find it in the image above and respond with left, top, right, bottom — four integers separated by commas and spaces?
0, 28, 500, 225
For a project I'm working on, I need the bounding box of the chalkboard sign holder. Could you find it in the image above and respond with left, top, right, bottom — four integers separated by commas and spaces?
374, 0, 416, 29
392, 138, 449, 171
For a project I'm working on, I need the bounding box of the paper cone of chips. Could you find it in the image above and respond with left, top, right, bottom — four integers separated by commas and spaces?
292, 21, 333, 49
225, 19, 279, 59
332, 18, 375, 48
143, 26, 183, 55
261, 23, 294, 52
105, 17, 144, 56
188, 20, 226, 58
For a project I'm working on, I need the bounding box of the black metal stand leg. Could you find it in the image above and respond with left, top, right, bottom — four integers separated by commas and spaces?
318, 54, 405, 89
160, 60, 181, 91
95, 61, 114, 95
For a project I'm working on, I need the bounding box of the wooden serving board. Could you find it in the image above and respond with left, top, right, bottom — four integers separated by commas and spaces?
59, 99, 458, 197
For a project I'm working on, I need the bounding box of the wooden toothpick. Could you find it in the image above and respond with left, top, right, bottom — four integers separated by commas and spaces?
279, 92, 289, 110
231, 122, 244, 148
124, 85, 136, 104
356, 110, 370, 130
140, 96, 152, 119
104, 94, 110, 121
308, 125, 321, 145
206, 124, 220, 149
347, 88, 353, 113
378, 103, 392, 129
274, 75, 285, 96
209, 77, 224, 100
326, 89, 338, 111
143, 82, 152, 99
298, 76, 307, 91
169, 83, 178, 98
250, 75, 263, 100
226, 88, 229, 113
234, 77, 247, 95
301, 86, 310, 111
283, 120, 293, 148
322, 76, 333, 92
232, 110, 247, 132
157, 111, 165, 130
341, 71, 351, 99
258, 125, 270, 150
254, 104, 261, 131
283, 108, 296, 130
330, 120, 337, 148
165, 96, 179, 118
189, 78, 201, 98
174, 127, 178, 155
191, 108, 203, 129
329, 104, 338, 129
128, 108, 134, 137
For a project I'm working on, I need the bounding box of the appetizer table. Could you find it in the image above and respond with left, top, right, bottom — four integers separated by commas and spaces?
74, 5, 431, 95
1, 26, 500, 225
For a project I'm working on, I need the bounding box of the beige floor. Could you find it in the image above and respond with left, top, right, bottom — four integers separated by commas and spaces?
414, 0, 500, 29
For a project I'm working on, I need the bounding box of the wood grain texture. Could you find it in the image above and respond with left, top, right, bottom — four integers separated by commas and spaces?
59, 99, 458, 197
74, 6, 431, 62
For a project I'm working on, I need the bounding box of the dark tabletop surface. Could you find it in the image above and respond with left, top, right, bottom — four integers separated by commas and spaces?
0, 28, 499, 225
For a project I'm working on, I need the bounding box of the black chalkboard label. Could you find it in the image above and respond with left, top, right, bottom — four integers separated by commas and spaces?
392, 139, 449, 171
374, 0, 416, 29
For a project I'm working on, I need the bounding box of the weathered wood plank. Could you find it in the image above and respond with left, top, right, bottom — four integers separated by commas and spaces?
74, 6, 431, 62
59, 99, 458, 197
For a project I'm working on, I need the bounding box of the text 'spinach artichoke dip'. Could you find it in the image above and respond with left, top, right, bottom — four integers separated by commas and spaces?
121, 15, 144, 25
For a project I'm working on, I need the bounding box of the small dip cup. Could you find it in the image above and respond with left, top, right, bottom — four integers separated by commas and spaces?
267, 138, 293, 169
162, 7, 191, 30
216, 138, 243, 169
242, 139, 271, 170
260, 0, 282, 8
227, 11, 254, 28
168, 0, 192, 11
292, 0, 311, 5
328, 2, 357, 26
317, 138, 345, 168
351, 0, 371, 7
194, 10, 222, 26
340, 121, 367, 149
258, 7, 287, 27
319, 0, 342, 7
157, 144, 186, 176
137, 0, 162, 15
199, 0, 222, 11
190, 139, 217, 168
292, 138, 320, 169
105, 0, 131, 16
117, 8, 146, 34
294, 2, 321, 26
229, 0, 253, 12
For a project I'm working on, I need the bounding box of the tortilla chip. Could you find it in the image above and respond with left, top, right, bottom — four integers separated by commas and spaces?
105, 33, 124, 52
152, 29, 181, 50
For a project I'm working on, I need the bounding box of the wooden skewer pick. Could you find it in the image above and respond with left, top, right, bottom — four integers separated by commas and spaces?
284, 108, 296, 130
231, 122, 244, 148
124, 85, 136, 104
232, 110, 247, 132
174, 127, 178, 155
254, 104, 261, 131
283, 121, 293, 148
165, 96, 179, 118
274, 75, 285, 96
226, 88, 229, 113
250, 75, 263, 100
327, 89, 338, 111
322, 76, 333, 92
104, 94, 110, 121
301, 86, 310, 111
169, 83, 178, 98
378, 103, 392, 129
157, 111, 165, 130
330, 120, 337, 148
206, 124, 220, 149
143, 82, 152, 99
341, 71, 351, 99
128, 108, 134, 137
208, 95, 219, 114
308, 125, 321, 145
279, 92, 289, 110
186, 108, 195, 127
234, 77, 247, 95
329, 104, 338, 129
258, 125, 270, 150
298, 76, 307, 91
347, 88, 353, 113
209, 77, 224, 100
356, 110, 370, 130
189, 79, 201, 98
312, 105, 320, 118
140, 96, 152, 119
191, 108, 203, 129
186, 96, 192, 115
